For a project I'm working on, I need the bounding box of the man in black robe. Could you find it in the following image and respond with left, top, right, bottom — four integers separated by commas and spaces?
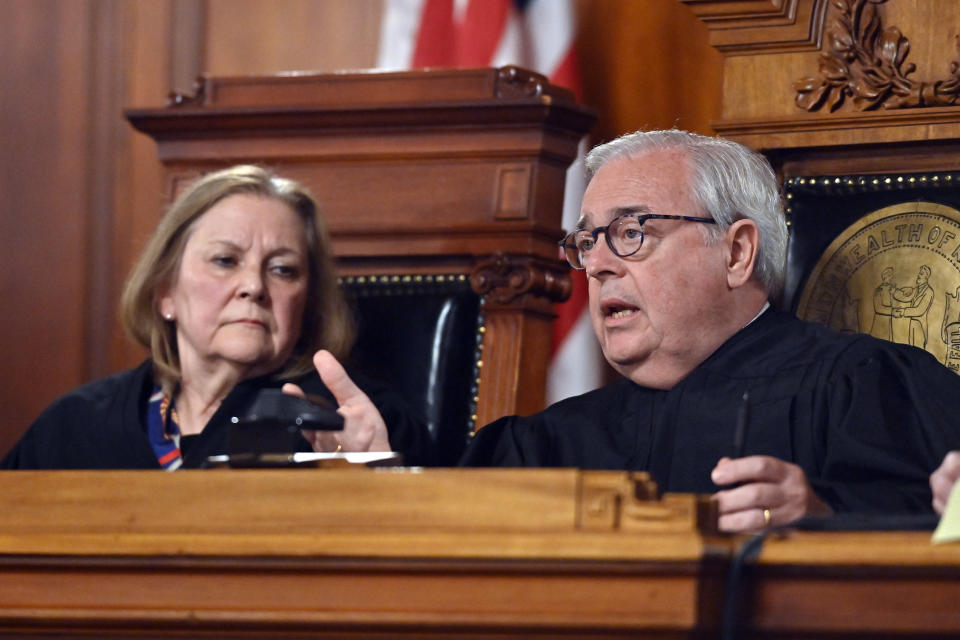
461, 129, 960, 532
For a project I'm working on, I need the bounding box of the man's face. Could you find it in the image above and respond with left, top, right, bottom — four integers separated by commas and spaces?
581, 149, 731, 388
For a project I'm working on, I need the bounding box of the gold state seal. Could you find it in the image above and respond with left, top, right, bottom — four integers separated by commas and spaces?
797, 201, 960, 373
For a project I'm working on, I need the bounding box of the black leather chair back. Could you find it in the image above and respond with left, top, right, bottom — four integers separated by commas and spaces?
340, 275, 482, 466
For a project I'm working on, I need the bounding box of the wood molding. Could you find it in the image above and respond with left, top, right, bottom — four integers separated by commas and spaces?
713, 106, 960, 155
681, 0, 828, 53
715, 104, 960, 139
162, 65, 576, 110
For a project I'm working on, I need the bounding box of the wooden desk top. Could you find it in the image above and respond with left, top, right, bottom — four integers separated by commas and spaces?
0, 469, 957, 639
0, 468, 722, 560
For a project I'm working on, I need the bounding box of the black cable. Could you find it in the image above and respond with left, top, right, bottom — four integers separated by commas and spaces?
720, 531, 769, 640
793, 512, 939, 531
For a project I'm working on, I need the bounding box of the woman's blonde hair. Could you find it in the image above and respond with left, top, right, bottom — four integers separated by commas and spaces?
120, 165, 353, 390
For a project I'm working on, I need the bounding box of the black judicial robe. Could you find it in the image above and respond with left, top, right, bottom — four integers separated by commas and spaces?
1, 360, 433, 469
461, 309, 960, 513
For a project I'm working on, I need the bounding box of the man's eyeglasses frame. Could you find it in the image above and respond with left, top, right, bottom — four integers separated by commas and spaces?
558, 213, 717, 270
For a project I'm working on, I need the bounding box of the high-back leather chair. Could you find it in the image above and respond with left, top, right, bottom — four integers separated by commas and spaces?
342, 274, 482, 465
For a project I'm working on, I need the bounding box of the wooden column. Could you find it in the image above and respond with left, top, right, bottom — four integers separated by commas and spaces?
470, 254, 572, 423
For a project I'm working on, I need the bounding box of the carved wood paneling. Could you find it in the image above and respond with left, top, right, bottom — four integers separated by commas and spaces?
794, 0, 960, 112
469, 254, 572, 307
700, 0, 960, 152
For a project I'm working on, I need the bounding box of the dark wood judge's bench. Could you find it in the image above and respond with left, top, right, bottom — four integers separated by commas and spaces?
0, 468, 958, 639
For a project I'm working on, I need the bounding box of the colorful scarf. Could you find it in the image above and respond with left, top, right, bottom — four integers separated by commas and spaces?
147, 386, 182, 471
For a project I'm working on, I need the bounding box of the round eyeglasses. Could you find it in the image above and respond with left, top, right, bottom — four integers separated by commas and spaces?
558, 213, 716, 270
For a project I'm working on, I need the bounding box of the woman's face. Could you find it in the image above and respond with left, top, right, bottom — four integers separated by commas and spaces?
158, 194, 310, 380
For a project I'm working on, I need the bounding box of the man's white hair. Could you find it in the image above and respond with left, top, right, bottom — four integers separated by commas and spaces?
585, 129, 788, 299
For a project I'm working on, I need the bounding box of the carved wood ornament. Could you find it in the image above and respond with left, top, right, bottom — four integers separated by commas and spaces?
795, 0, 960, 111
470, 253, 572, 306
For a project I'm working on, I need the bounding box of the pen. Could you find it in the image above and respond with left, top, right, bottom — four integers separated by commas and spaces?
733, 390, 750, 458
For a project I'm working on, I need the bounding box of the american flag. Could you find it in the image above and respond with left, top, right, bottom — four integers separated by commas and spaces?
377, 0, 603, 404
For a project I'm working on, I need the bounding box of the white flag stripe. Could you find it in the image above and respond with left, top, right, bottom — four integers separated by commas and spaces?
524, 0, 576, 75
561, 138, 587, 231
376, 0, 425, 69
490, 8, 523, 68
452, 0, 470, 24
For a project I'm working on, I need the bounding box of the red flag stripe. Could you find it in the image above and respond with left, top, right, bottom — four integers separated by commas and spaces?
411, 0, 455, 67
457, 0, 513, 67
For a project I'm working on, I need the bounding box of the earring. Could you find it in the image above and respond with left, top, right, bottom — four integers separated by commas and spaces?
164, 313, 174, 321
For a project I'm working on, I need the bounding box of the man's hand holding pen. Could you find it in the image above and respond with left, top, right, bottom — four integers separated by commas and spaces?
711, 456, 832, 532
709, 391, 832, 533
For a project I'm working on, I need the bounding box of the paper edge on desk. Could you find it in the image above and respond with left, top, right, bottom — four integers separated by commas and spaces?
932, 482, 960, 543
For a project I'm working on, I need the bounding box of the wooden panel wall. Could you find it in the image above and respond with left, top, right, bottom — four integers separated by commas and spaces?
578, 0, 722, 144
0, 0, 720, 458
204, 0, 383, 73
1, 0, 98, 453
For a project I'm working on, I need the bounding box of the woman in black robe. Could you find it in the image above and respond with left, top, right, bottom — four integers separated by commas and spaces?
2, 166, 430, 469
